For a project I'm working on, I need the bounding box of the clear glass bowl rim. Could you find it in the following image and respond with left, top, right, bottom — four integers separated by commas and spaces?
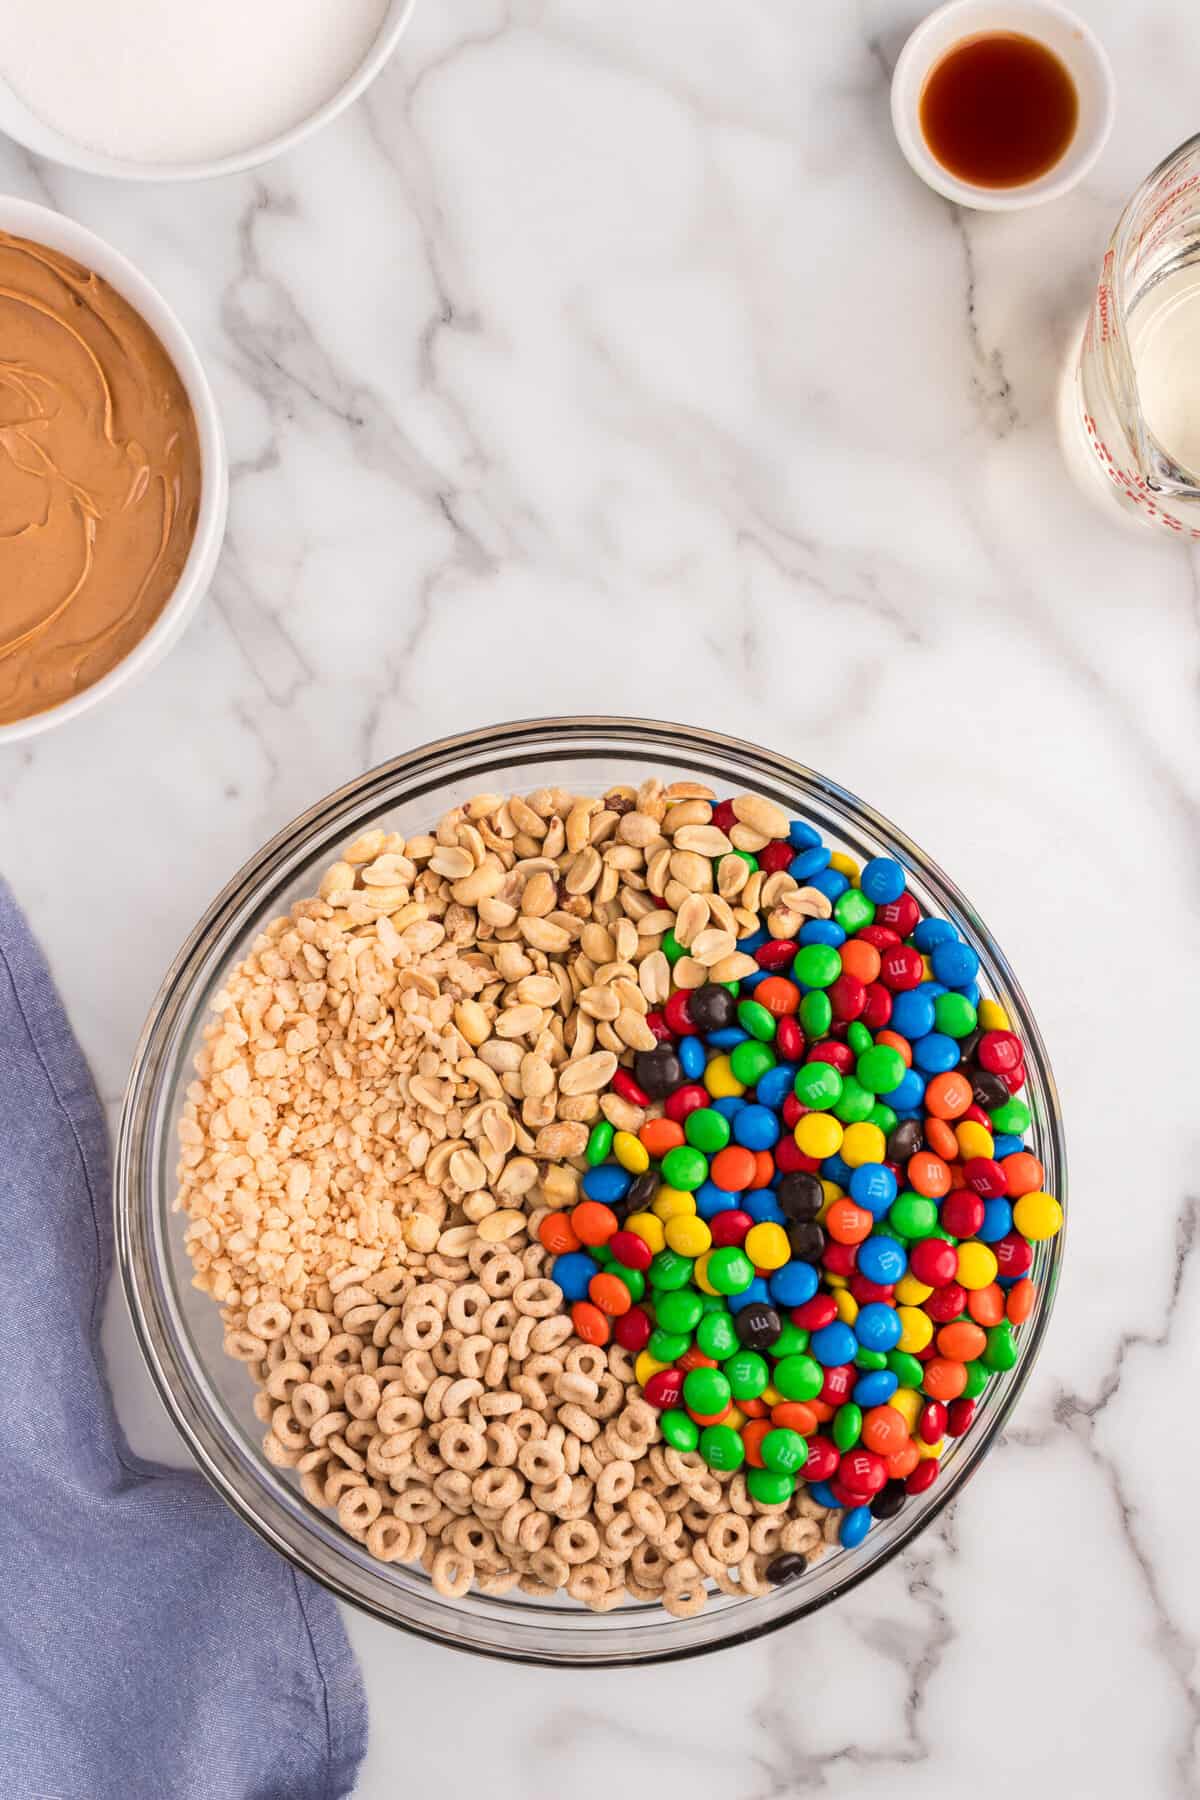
115, 716, 1066, 1667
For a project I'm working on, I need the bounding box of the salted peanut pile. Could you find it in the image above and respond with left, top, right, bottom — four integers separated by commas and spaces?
177, 781, 837, 1614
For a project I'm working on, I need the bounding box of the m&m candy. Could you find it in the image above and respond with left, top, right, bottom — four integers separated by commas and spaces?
547, 800, 1060, 1579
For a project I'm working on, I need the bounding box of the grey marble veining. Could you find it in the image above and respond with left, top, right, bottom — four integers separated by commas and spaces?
2, 2, 1200, 1794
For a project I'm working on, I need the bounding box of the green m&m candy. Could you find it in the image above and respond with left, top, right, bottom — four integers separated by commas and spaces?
648, 1328, 691, 1363
760, 1428, 808, 1476
655, 1288, 703, 1335
648, 1249, 694, 1290
834, 1075, 875, 1123
834, 888, 874, 933
660, 1145, 708, 1191
730, 1039, 775, 1087
725, 1350, 769, 1400
682, 1366, 731, 1415
586, 1119, 614, 1166
696, 1309, 739, 1360
887, 1350, 926, 1389
612, 1266, 645, 1302
934, 991, 977, 1038
798, 990, 832, 1037
660, 1410, 699, 1453
737, 998, 777, 1041
962, 1360, 991, 1399
832, 1402, 863, 1451
685, 1107, 730, 1153
857, 1044, 906, 1094
793, 943, 841, 989
983, 1321, 1018, 1371
746, 1467, 794, 1505
700, 1424, 745, 1472
793, 1061, 843, 1111
771, 1320, 807, 1358
707, 1247, 755, 1294
772, 1353, 823, 1401
990, 1097, 1031, 1136
890, 1193, 940, 1239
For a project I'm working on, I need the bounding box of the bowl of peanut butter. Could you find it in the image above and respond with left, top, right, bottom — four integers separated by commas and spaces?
0, 197, 227, 741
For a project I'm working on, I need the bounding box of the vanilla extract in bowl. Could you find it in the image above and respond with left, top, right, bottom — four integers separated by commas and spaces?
920, 31, 1079, 188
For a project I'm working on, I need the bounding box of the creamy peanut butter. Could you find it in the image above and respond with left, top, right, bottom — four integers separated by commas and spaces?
0, 231, 202, 725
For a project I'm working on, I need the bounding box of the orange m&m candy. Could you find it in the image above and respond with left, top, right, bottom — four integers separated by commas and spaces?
639, 1117, 685, 1159
861, 1404, 910, 1456
539, 1213, 581, 1256
771, 1401, 818, 1436
966, 1284, 1005, 1327
748, 1149, 776, 1189
824, 1197, 873, 1246
588, 1272, 632, 1317
885, 1440, 920, 1480
840, 939, 881, 984
936, 1320, 987, 1363
571, 1201, 619, 1247
925, 1071, 973, 1120
1006, 1277, 1036, 1324
924, 1117, 959, 1160
742, 1420, 772, 1467
755, 976, 800, 1017
1001, 1151, 1045, 1196
571, 1301, 610, 1346
907, 1151, 951, 1198
922, 1357, 968, 1401
710, 1145, 758, 1191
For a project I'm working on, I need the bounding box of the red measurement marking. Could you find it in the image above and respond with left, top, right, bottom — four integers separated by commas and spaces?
1090, 432, 1200, 538
1097, 251, 1115, 343
1131, 170, 1200, 275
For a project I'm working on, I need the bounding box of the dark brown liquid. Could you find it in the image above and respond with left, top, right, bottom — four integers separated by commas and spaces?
919, 32, 1078, 188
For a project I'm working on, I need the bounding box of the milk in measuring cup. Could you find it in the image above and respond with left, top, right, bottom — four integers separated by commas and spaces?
1064, 134, 1200, 538
1126, 266, 1200, 477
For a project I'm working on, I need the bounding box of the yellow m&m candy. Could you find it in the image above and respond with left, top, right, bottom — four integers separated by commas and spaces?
795, 1113, 843, 1160
956, 1242, 999, 1290
1012, 1192, 1063, 1242
744, 1222, 789, 1270
664, 1215, 711, 1258
896, 1306, 934, 1354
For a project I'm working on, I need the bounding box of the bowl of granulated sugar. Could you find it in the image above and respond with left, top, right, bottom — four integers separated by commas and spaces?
0, 0, 415, 179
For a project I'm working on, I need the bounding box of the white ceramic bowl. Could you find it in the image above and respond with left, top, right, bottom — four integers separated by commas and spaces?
891, 0, 1116, 210
0, 0, 414, 181
0, 198, 228, 745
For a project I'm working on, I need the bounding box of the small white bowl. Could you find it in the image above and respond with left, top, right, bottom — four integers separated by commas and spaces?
0, 0, 414, 182
891, 0, 1116, 210
0, 198, 228, 746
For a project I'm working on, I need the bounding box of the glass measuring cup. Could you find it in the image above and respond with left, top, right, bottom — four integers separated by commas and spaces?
1063, 133, 1200, 537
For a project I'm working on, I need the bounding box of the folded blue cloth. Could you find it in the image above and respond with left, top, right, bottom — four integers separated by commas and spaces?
0, 879, 367, 1800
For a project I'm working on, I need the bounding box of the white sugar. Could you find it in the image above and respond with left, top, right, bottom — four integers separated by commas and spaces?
2, 0, 392, 165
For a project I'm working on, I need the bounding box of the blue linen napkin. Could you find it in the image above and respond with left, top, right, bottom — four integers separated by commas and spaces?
0, 878, 368, 1800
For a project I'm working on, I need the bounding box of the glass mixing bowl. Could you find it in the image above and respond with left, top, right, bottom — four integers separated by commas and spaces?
116, 717, 1066, 1666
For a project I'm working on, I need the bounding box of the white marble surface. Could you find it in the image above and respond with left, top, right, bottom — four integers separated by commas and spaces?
3, 1, 1200, 1793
